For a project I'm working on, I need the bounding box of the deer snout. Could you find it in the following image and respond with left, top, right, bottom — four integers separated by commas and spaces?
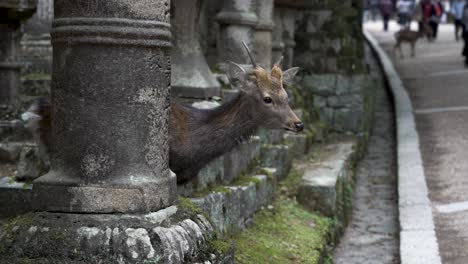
294, 122, 304, 132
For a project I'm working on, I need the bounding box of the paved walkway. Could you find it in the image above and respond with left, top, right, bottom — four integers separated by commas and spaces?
367, 21, 468, 264
333, 45, 399, 263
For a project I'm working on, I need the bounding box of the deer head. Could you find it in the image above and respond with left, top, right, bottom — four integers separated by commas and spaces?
225, 42, 303, 132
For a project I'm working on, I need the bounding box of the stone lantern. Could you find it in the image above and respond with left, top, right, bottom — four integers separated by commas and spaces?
254, 0, 274, 68
171, 0, 220, 99
216, 0, 258, 64
0, 0, 36, 116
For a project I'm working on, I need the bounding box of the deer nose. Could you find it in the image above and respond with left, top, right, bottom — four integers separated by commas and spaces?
294, 122, 304, 132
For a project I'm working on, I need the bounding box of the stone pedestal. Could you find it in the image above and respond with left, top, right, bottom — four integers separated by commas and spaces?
254, 0, 274, 68
216, 0, 258, 64
32, 0, 177, 213
271, 7, 284, 64
0, 0, 36, 116
171, 0, 220, 99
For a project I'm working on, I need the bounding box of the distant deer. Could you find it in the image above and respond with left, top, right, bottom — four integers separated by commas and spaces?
23, 42, 303, 183
394, 23, 433, 58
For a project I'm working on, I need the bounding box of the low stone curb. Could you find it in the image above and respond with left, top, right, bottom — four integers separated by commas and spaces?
364, 30, 442, 264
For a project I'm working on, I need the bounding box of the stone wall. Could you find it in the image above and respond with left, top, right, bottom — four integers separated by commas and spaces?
294, 0, 374, 133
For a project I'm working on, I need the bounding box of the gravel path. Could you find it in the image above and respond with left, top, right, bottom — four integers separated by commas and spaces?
333, 49, 399, 264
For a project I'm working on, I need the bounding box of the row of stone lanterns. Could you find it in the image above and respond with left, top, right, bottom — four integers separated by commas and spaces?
0, 0, 301, 214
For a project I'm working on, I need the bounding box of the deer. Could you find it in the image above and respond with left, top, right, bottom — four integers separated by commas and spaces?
394, 23, 433, 58
22, 42, 303, 184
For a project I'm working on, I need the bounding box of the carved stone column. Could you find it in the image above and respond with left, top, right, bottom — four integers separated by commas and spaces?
254, 0, 274, 68
171, 0, 220, 99
280, 7, 296, 69
271, 7, 284, 64
33, 0, 177, 213
0, 0, 36, 115
216, 0, 258, 64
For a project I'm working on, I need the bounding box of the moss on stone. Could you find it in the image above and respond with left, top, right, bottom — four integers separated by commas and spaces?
21, 73, 51, 80
233, 198, 333, 264
208, 238, 233, 255
231, 175, 262, 188
177, 197, 206, 218
192, 185, 233, 198
258, 168, 274, 181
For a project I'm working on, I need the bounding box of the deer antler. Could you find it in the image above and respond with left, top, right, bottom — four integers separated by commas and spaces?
274, 56, 283, 68
242, 41, 257, 68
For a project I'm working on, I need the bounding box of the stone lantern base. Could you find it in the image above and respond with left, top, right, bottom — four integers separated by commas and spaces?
0, 206, 227, 263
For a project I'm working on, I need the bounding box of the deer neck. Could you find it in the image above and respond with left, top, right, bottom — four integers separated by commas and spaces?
203, 92, 260, 150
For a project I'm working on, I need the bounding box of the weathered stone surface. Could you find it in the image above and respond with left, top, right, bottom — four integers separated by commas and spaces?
32, 0, 177, 213
216, 0, 258, 64
271, 8, 285, 63
0, 207, 217, 263
254, 0, 274, 68
223, 137, 261, 184
327, 94, 362, 108
20, 0, 53, 76
284, 133, 308, 158
192, 173, 273, 234
302, 75, 337, 96
15, 145, 48, 181
0, 0, 36, 114
257, 129, 284, 144
297, 140, 356, 217
260, 144, 292, 180
334, 108, 363, 132
171, 0, 220, 99
0, 142, 29, 162
0, 177, 33, 218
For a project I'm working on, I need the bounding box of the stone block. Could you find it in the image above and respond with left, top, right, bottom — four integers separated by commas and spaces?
260, 144, 292, 180
223, 136, 261, 184
321, 107, 335, 125
0, 177, 33, 218
297, 140, 356, 217
257, 129, 284, 144
302, 74, 337, 96
336, 74, 368, 95
327, 94, 363, 108
334, 107, 363, 133
284, 133, 308, 158
313, 96, 327, 108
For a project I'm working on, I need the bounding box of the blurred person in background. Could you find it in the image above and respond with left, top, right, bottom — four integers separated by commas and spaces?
462, 0, 468, 66
380, 0, 394, 31
425, 0, 443, 39
397, 0, 416, 29
451, 0, 466, 41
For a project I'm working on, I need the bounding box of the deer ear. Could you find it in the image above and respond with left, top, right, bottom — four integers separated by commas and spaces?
282, 67, 300, 86
225, 61, 247, 89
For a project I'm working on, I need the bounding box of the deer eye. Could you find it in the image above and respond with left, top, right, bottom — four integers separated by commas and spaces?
263, 97, 273, 104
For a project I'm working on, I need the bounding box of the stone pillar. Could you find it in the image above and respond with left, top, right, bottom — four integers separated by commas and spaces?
254, 0, 274, 68
171, 0, 220, 99
33, 0, 177, 213
0, 0, 36, 115
271, 7, 284, 64
280, 8, 296, 69
21, 0, 53, 75
216, 0, 258, 64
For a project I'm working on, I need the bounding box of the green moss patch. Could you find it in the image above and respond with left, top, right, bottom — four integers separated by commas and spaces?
21, 73, 51, 80
233, 198, 333, 264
